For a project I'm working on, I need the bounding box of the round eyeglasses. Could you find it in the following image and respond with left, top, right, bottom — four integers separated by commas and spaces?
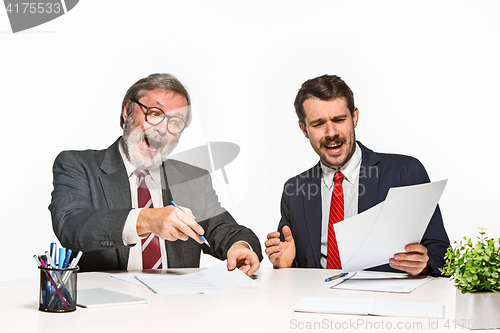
133, 100, 187, 134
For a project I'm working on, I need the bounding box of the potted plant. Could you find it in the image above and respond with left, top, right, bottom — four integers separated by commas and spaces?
442, 228, 500, 329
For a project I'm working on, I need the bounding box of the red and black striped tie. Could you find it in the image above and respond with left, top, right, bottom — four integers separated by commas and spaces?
135, 169, 162, 269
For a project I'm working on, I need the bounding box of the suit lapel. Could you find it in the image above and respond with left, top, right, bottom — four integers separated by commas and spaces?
162, 161, 188, 206
99, 138, 132, 210
358, 141, 380, 214
302, 163, 323, 268
98, 138, 131, 269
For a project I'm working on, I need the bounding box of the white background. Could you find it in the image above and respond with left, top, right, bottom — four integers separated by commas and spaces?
1, 0, 499, 281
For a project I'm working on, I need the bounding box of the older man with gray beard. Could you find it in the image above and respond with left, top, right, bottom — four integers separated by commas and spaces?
49, 73, 262, 274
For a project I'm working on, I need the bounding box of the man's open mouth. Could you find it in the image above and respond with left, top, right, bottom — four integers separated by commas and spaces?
142, 137, 163, 151
323, 141, 344, 151
325, 142, 343, 149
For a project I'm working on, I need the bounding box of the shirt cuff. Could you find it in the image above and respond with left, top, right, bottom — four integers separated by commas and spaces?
122, 208, 143, 246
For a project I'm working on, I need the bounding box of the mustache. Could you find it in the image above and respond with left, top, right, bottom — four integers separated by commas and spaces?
321, 136, 346, 146
123, 117, 168, 146
142, 131, 168, 145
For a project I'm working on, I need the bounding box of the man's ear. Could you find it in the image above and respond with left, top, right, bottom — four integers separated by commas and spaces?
352, 107, 359, 128
122, 103, 130, 122
299, 121, 309, 139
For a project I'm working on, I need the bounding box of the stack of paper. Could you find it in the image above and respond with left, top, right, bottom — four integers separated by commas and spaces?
327, 271, 435, 293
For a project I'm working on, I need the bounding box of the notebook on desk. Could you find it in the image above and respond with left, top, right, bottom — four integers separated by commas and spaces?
77, 287, 148, 308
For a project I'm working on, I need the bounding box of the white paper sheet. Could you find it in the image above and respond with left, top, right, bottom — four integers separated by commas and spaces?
348, 271, 410, 279
133, 261, 272, 294
336, 180, 447, 272
295, 297, 444, 319
111, 272, 146, 286
332, 271, 435, 293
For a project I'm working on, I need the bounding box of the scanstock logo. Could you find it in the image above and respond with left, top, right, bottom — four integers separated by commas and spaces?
3, 0, 79, 33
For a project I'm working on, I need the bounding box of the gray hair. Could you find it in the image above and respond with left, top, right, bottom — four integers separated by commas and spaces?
120, 73, 191, 128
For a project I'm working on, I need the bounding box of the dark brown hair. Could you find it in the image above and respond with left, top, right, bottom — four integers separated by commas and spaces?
294, 74, 355, 123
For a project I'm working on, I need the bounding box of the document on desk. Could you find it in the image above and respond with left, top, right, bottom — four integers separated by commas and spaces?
295, 297, 444, 319
133, 261, 272, 294
336, 180, 447, 272
328, 271, 435, 293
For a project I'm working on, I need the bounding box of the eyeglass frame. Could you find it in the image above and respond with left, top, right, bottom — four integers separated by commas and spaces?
132, 100, 187, 134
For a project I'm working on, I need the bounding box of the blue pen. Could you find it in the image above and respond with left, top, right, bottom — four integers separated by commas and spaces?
170, 200, 210, 247
62, 249, 72, 268
325, 272, 348, 282
50, 242, 57, 266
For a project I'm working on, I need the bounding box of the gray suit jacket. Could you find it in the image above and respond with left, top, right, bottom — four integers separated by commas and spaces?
49, 138, 262, 272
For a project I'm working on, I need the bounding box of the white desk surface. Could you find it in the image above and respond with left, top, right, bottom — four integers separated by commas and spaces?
0, 268, 487, 332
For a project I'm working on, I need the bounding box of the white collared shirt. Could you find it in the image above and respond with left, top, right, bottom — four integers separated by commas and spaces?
119, 141, 168, 270
320, 142, 362, 268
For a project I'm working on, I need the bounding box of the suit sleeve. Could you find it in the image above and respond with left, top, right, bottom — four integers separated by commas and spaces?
198, 172, 263, 262
277, 183, 291, 238
49, 151, 131, 253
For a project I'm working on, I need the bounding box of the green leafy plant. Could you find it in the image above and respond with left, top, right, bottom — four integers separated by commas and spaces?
442, 228, 500, 293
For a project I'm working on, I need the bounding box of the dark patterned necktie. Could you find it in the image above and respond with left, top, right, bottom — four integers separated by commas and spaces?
135, 169, 162, 269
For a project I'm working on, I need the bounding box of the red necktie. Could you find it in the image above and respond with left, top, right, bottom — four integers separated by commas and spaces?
135, 170, 162, 269
327, 171, 344, 270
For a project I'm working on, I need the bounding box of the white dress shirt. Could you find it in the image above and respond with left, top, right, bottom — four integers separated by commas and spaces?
320, 142, 362, 268
119, 141, 168, 270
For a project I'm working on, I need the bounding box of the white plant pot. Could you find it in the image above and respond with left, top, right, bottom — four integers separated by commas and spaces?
455, 289, 500, 329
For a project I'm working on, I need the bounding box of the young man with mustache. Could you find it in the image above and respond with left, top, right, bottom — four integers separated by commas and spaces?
50, 73, 262, 275
265, 75, 449, 276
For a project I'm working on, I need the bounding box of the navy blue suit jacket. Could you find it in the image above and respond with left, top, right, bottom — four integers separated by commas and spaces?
278, 142, 449, 275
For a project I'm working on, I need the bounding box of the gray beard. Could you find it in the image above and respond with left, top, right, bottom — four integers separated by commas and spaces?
122, 118, 177, 170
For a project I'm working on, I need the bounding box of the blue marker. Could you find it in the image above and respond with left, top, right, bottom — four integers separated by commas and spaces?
58, 248, 66, 269
170, 200, 210, 247
62, 249, 72, 268
325, 272, 348, 282
50, 242, 57, 266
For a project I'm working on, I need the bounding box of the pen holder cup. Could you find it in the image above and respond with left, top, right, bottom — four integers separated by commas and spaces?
38, 266, 78, 312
